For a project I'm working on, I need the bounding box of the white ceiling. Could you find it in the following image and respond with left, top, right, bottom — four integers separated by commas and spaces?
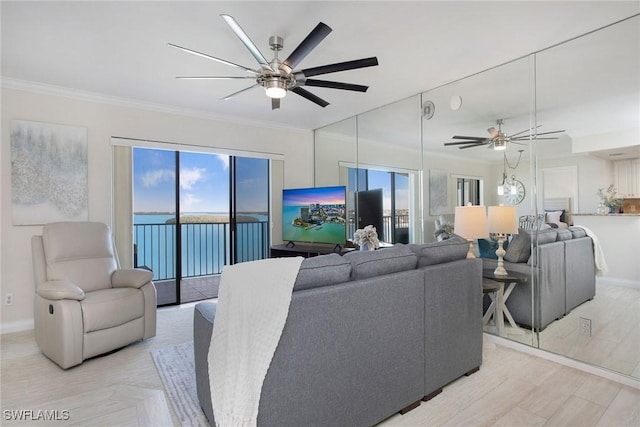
2, 1, 639, 133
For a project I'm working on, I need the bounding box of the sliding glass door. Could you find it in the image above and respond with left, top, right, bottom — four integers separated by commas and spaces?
132, 147, 269, 306
346, 167, 411, 244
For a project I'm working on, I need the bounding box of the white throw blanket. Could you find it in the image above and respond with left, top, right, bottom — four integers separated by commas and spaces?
573, 225, 608, 276
208, 256, 304, 427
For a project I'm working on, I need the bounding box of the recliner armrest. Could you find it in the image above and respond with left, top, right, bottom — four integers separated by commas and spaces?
37, 280, 85, 301
111, 268, 153, 289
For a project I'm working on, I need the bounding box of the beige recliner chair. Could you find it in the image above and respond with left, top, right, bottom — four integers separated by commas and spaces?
31, 221, 157, 369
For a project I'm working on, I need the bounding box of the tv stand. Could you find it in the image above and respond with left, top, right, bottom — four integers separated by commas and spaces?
270, 243, 352, 258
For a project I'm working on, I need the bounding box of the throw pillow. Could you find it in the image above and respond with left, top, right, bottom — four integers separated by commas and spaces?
477, 238, 509, 259
545, 210, 564, 226
504, 230, 531, 263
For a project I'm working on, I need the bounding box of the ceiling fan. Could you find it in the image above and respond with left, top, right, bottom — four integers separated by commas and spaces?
444, 119, 565, 150
168, 14, 379, 110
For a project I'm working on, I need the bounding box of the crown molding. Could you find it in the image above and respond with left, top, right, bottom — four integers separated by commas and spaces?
0, 77, 311, 134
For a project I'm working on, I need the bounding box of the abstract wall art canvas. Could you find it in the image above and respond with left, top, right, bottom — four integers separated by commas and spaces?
11, 120, 88, 225
429, 168, 449, 216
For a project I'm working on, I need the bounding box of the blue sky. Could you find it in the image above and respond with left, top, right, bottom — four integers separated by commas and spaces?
133, 148, 268, 213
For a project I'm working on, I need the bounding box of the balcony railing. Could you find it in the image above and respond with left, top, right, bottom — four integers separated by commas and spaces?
134, 214, 409, 281
134, 221, 269, 281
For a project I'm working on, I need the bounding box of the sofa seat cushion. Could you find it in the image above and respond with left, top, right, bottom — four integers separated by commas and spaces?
294, 254, 352, 291
81, 287, 144, 332
408, 235, 468, 267
344, 245, 417, 280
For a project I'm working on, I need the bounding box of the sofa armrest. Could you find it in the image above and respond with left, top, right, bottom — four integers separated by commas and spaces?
112, 268, 153, 289
36, 280, 85, 301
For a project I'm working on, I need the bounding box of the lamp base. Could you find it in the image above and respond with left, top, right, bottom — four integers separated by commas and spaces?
466, 239, 476, 259
494, 234, 509, 276
493, 265, 508, 276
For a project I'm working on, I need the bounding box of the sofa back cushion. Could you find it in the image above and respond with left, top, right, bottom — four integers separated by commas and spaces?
294, 253, 352, 291
344, 245, 417, 280
408, 235, 469, 267
555, 228, 573, 241
568, 226, 587, 239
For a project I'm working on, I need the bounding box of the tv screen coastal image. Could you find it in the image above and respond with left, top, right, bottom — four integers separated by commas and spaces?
282, 186, 347, 244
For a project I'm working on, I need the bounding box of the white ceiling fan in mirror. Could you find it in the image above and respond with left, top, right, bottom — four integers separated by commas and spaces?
444, 119, 565, 150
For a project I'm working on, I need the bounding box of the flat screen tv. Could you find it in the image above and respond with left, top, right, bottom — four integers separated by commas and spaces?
282, 186, 347, 245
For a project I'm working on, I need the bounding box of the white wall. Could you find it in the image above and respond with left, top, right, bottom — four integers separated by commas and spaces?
1, 87, 314, 333
537, 153, 612, 214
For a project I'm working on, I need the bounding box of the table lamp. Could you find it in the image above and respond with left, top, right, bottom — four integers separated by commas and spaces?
454, 203, 488, 259
487, 205, 518, 275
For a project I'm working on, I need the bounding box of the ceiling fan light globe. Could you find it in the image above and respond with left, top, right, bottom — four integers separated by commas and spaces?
264, 77, 287, 98
265, 86, 287, 98
498, 185, 505, 196
493, 140, 507, 151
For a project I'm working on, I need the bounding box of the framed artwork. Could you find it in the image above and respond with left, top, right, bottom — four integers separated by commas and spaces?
11, 120, 88, 225
429, 168, 448, 216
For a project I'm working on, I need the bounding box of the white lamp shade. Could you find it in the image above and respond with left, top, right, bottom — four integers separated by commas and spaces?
454, 205, 488, 239
487, 205, 518, 234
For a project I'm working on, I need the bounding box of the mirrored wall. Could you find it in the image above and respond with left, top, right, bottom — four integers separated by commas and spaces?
314, 15, 640, 379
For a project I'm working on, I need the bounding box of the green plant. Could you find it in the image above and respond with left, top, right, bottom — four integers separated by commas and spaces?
596, 184, 622, 209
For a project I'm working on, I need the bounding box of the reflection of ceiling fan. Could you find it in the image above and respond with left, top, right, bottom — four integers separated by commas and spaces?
169, 14, 379, 110
444, 119, 565, 150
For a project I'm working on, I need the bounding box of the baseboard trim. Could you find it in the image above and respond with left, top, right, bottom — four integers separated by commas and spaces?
1, 319, 34, 335
484, 333, 640, 390
597, 276, 640, 289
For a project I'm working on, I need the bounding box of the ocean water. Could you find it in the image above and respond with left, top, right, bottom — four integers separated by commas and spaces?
282, 205, 346, 244
134, 213, 268, 280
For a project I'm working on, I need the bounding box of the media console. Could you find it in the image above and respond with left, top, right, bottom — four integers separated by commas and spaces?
270, 243, 354, 258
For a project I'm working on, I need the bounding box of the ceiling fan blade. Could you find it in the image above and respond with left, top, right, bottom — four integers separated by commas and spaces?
220, 14, 273, 71
168, 43, 259, 74
487, 127, 499, 138
452, 135, 487, 141
444, 141, 486, 146
176, 76, 256, 80
271, 98, 280, 110
303, 79, 368, 92
460, 143, 490, 149
509, 125, 542, 138
291, 87, 329, 108
533, 129, 566, 136
221, 84, 259, 101
299, 57, 379, 77
280, 22, 332, 73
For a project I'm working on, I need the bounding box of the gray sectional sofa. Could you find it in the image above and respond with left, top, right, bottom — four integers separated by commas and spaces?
193, 236, 482, 427
482, 226, 596, 331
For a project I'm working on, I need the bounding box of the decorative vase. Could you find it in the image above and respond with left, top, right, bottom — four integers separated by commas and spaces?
596, 204, 608, 215
609, 206, 617, 214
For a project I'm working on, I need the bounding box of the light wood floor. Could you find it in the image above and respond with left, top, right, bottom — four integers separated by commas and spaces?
488, 281, 640, 380
2, 304, 639, 426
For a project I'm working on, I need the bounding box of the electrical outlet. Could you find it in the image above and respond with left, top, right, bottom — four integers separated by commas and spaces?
579, 317, 591, 337
4, 293, 14, 306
